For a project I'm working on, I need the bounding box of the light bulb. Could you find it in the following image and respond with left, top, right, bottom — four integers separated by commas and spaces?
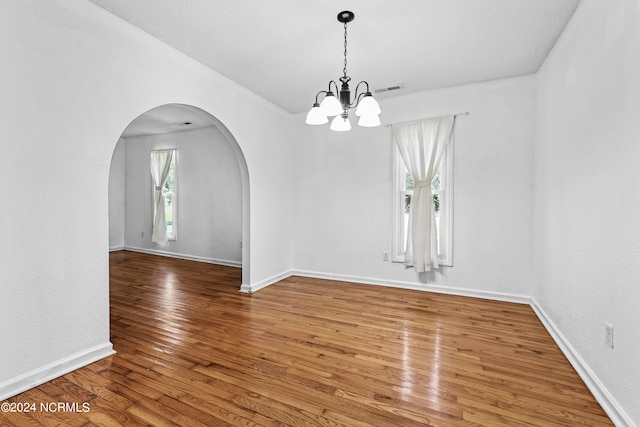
305, 104, 328, 125
355, 93, 381, 117
357, 114, 381, 127
319, 93, 343, 116
330, 114, 351, 131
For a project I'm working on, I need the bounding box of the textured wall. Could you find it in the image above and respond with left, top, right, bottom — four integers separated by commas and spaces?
292, 76, 535, 301
119, 126, 242, 265
534, 1, 640, 424
0, 0, 292, 396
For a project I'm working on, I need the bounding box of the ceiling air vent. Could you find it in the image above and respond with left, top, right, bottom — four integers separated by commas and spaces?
374, 84, 404, 94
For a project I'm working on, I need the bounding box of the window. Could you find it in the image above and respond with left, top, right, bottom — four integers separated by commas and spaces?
392, 142, 453, 266
151, 149, 177, 241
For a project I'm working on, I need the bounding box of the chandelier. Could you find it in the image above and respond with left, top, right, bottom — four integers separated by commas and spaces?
305, 11, 381, 131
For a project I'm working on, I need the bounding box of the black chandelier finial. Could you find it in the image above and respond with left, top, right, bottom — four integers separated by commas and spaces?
305, 10, 381, 131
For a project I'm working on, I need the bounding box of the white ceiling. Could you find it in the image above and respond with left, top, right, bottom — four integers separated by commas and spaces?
90, 0, 580, 134
120, 104, 215, 138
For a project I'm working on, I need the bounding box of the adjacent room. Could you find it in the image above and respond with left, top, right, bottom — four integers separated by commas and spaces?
1, 0, 638, 426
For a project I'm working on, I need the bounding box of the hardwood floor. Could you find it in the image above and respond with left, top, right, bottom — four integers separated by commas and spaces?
1, 250, 612, 426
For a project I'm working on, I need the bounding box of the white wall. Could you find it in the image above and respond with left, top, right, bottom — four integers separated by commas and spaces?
292, 76, 535, 301
0, 0, 292, 398
534, 1, 640, 425
108, 138, 126, 250
120, 126, 242, 265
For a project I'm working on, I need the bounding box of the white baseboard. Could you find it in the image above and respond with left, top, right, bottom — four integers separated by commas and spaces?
291, 269, 531, 305
238, 267, 530, 303
531, 300, 634, 427
123, 246, 242, 268
0, 342, 115, 401
242, 267, 530, 305
240, 270, 292, 293
109, 245, 124, 252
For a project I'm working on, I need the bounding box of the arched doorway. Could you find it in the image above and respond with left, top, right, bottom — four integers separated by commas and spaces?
108, 103, 250, 286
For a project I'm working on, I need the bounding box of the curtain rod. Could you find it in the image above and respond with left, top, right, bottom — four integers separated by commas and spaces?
384, 111, 469, 127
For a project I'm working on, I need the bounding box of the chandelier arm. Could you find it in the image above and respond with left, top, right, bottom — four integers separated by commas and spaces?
349, 81, 372, 109
313, 81, 339, 105
326, 80, 338, 93
314, 90, 328, 104
356, 80, 371, 93
353, 91, 367, 108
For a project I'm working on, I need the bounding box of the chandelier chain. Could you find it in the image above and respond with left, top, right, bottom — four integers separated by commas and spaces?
343, 21, 348, 79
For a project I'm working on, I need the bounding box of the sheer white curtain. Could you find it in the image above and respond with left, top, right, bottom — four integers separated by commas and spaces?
150, 150, 173, 244
393, 116, 455, 272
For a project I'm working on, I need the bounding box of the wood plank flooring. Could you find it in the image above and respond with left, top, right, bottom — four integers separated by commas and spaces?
1, 250, 612, 426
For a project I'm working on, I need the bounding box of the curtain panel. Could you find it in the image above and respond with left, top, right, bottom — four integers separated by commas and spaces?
392, 116, 455, 272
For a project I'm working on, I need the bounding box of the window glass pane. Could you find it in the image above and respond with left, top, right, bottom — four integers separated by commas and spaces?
164, 193, 173, 235
405, 172, 414, 191
404, 194, 412, 214
431, 168, 440, 190
166, 155, 175, 237
403, 199, 409, 253
152, 150, 176, 239
435, 213, 441, 253
164, 161, 175, 192
434, 192, 442, 254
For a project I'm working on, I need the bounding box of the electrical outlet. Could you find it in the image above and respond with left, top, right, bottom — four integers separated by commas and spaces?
605, 322, 614, 349
382, 252, 390, 261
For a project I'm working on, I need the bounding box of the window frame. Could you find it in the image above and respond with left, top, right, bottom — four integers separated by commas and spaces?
391, 141, 454, 266
151, 149, 177, 241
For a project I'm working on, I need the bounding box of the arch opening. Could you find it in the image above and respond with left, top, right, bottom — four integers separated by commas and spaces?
108, 103, 250, 286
